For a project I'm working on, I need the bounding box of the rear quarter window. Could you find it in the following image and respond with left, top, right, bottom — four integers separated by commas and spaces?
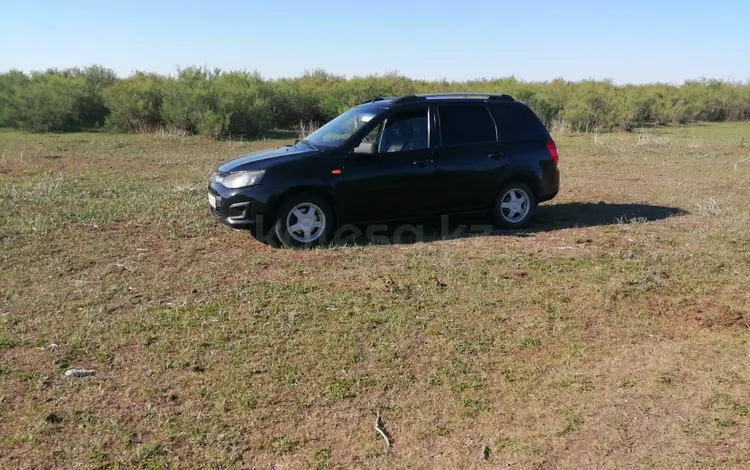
489, 103, 550, 143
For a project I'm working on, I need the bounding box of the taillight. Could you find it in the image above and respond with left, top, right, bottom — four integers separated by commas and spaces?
546, 140, 559, 164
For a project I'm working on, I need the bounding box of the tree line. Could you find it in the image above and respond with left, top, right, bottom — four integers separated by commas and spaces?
1, 66, 749, 137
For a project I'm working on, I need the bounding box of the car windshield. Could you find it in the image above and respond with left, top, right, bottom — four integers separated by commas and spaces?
303, 107, 380, 148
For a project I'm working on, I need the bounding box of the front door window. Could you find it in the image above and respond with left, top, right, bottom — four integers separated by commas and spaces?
357, 108, 429, 153
379, 108, 429, 153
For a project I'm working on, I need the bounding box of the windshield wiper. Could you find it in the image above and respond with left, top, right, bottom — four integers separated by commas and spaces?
299, 139, 318, 150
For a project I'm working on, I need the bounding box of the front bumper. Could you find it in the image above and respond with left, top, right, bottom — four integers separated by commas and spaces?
208, 182, 277, 229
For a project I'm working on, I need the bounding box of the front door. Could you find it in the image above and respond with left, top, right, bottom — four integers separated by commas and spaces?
335, 106, 440, 222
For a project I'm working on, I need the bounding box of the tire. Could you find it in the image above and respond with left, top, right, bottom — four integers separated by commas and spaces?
273, 193, 334, 248
492, 182, 537, 229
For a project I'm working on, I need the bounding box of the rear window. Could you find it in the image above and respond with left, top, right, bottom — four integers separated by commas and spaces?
438, 105, 496, 146
489, 103, 549, 143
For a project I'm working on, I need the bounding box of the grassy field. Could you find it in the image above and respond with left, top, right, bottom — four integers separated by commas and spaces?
1, 123, 749, 469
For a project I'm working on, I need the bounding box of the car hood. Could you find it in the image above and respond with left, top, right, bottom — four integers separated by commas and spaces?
218, 145, 318, 172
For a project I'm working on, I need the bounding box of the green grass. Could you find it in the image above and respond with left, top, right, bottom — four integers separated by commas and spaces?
1, 125, 749, 468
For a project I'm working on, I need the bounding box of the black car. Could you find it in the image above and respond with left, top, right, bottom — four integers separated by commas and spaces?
208, 93, 559, 247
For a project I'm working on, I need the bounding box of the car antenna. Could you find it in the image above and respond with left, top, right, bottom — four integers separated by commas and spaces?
365, 75, 406, 104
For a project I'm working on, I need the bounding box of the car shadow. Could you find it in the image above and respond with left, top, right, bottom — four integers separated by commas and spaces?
532, 202, 687, 231
332, 202, 687, 246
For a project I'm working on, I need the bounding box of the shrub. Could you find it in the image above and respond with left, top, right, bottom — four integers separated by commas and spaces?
209, 72, 275, 138
5, 71, 86, 131
0, 70, 30, 128
161, 67, 217, 134
2, 66, 750, 136
69, 66, 117, 128
0, 67, 115, 131
103, 73, 165, 132
267, 80, 326, 129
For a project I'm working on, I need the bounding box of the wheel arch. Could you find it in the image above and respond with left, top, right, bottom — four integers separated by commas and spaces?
273, 184, 336, 218
495, 172, 543, 204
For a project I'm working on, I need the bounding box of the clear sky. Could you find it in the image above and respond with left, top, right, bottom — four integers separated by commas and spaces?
2, 0, 748, 84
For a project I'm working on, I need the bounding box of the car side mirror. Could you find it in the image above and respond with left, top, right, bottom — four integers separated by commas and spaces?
353, 142, 377, 155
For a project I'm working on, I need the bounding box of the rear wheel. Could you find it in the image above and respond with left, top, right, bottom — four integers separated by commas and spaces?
273, 193, 334, 248
493, 182, 537, 229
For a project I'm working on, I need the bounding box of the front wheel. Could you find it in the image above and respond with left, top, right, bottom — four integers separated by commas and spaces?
492, 183, 537, 229
273, 193, 334, 248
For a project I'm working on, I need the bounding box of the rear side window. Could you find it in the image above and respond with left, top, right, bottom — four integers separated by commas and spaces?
438, 105, 496, 146
489, 103, 549, 143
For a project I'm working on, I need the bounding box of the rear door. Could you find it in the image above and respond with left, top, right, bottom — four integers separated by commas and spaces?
432, 103, 505, 212
488, 102, 555, 190
336, 105, 441, 222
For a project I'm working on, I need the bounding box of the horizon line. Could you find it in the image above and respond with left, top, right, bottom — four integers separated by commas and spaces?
1, 65, 749, 87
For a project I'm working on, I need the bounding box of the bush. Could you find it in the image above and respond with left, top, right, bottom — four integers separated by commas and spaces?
210, 72, 275, 138
0, 67, 115, 131
0, 70, 30, 128
160, 67, 215, 134
68, 66, 117, 128
103, 73, 165, 132
158, 68, 275, 138
2, 66, 750, 136
560, 82, 617, 132
1, 71, 85, 131
267, 81, 326, 129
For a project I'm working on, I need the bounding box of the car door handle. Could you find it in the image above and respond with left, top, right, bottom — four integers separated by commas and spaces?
488, 152, 504, 160
413, 159, 434, 167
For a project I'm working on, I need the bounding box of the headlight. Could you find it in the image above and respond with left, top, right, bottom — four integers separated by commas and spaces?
219, 170, 265, 189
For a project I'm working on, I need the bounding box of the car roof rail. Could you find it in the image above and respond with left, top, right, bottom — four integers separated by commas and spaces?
366, 93, 516, 107
417, 93, 515, 102
389, 95, 421, 105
